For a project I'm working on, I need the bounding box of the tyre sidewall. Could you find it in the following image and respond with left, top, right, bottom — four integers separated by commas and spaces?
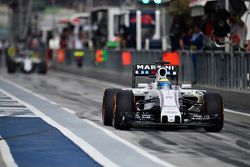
204, 93, 224, 132
114, 90, 135, 130
102, 88, 119, 126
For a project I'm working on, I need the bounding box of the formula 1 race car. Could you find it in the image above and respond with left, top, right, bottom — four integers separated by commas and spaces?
6, 50, 47, 74
102, 62, 224, 132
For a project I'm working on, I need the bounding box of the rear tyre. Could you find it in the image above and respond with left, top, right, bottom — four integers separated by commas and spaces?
114, 90, 135, 130
38, 62, 47, 74
204, 93, 224, 132
102, 88, 119, 126
7, 60, 16, 73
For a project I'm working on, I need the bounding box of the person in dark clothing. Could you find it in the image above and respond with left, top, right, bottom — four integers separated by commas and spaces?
180, 27, 192, 50
119, 25, 130, 48
191, 25, 203, 50
169, 15, 186, 51
191, 25, 203, 84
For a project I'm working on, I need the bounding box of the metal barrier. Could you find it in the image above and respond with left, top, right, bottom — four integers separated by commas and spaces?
199, 51, 250, 91
52, 49, 250, 92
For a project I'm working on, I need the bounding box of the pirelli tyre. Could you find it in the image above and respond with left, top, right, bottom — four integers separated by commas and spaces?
114, 90, 135, 130
204, 93, 224, 132
38, 62, 47, 74
102, 88, 120, 126
7, 60, 16, 73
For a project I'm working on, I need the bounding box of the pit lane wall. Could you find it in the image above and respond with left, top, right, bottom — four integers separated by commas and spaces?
51, 49, 250, 109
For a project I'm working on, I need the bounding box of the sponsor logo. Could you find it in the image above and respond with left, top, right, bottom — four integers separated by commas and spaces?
192, 115, 210, 120
136, 64, 175, 71
165, 96, 173, 99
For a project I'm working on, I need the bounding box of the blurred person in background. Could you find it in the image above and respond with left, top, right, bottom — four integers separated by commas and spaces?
180, 27, 192, 50
169, 15, 186, 51
230, 16, 247, 51
31, 35, 39, 50
74, 34, 83, 50
119, 24, 129, 48
191, 25, 204, 51
67, 25, 75, 50
191, 24, 204, 84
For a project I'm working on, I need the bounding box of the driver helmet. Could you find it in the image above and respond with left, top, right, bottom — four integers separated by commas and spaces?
158, 78, 171, 90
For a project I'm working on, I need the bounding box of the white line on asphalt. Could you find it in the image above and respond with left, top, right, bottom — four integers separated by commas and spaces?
49, 101, 59, 106
224, 108, 250, 117
62, 107, 76, 114
0, 135, 18, 167
0, 87, 119, 167
0, 114, 37, 117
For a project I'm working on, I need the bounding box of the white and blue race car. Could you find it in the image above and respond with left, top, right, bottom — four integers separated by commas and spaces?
102, 62, 224, 132
6, 50, 47, 74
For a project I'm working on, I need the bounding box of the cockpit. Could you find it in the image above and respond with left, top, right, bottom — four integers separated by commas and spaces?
158, 78, 172, 90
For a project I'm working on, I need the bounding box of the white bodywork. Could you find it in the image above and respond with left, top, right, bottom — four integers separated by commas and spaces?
131, 86, 205, 123
14, 52, 42, 73
129, 66, 206, 123
23, 57, 33, 72
159, 89, 180, 123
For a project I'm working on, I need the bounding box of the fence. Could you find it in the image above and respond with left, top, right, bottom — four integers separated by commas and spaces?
52, 49, 250, 92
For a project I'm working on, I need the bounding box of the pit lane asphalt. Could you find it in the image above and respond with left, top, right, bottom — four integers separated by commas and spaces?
0, 68, 250, 167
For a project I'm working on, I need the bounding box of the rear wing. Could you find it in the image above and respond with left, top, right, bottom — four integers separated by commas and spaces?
132, 63, 179, 88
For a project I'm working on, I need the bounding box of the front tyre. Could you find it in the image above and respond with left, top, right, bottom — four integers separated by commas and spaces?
204, 93, 224, 132
114, 90, 135, 130
102, 88, 119, 126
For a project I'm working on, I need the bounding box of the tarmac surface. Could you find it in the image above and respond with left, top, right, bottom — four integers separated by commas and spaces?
0, 68, 250, 167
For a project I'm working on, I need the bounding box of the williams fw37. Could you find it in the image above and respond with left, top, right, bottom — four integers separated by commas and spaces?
102, 62, 224, 132
6, 50, 47, 74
